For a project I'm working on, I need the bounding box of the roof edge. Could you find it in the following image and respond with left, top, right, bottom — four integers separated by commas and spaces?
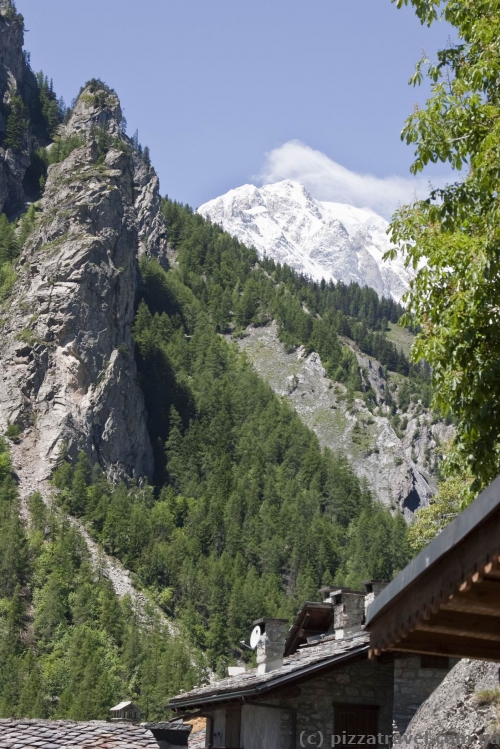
167, 643, 370, 710
366, 473, 500, 627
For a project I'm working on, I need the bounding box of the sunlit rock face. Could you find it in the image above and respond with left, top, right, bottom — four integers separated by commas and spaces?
0, 84, 170, 483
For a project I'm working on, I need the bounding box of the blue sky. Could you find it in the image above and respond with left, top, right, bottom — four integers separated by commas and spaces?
17, 0, 453, 215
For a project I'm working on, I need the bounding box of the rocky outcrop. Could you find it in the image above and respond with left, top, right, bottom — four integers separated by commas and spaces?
402, 659, 500, 748
0, 1, 38, 214
234, 321, 450, 516
0, 83, 167, 482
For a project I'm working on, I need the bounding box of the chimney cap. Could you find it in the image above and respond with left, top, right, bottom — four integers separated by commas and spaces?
319, 586, 364, 596
252, 617, 288, 626
363, 580, 389, 592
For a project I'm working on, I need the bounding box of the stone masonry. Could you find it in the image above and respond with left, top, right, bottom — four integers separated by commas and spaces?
393, 656, 457, 738
260, 658, 395, 749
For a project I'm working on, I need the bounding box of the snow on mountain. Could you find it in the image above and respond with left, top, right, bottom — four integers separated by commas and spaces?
197, 180, 412, 303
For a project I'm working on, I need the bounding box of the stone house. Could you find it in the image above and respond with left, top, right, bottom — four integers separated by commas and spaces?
168, 582, 456, 749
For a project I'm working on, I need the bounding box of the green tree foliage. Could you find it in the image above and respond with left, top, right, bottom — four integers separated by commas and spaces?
388, 0, 500, 493
0, 214, 18, 265
22, 71, 66, 198
0, 262, 16, 303
0, 442, 204, 719
0, 213, 19, 302
4, 92, 28, 150
408, 472, 473, 552
50, 256, 411, 672
32, 73, 61, 141
16, 204, 37, 248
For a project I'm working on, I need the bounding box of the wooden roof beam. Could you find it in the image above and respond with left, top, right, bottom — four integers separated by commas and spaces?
371, 631, 500, 662
417, 611, 500, 642
440, 583, 500, 618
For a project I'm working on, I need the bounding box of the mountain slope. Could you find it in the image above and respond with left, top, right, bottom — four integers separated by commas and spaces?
0, 75, 414, 717
198, 180, 412, 302
233, 321, 451, 518
0, 438, 202, 722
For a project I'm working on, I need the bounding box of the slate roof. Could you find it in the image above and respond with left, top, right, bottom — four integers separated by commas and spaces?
168, 631, 370, 708
0, 720, 160, 749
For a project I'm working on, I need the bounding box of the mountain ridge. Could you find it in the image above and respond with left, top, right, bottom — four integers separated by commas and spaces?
198, 179, 412, 303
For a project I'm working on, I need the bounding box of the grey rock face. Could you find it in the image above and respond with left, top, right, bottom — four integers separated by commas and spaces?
0, 85, 167, 482
233, 322, 450, 516
0, 3, 24, 93
402, 659, 500, 748
0, 4, 38, 214
0, 143, 30, 214
132, 155, 168, 266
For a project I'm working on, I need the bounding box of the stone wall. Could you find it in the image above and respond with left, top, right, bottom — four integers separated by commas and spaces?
270, 657, 395, 749
205, 655, 455, 748
393, 655, 457, 737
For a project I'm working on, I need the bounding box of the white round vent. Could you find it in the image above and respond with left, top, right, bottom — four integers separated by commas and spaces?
250, 625, 262, 649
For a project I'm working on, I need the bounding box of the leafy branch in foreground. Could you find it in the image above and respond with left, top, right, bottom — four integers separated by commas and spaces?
387, 0, 500, 496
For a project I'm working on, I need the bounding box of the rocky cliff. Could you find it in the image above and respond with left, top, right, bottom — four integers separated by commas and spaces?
0, 82, 167, 483
402, 659, 500, 748
0, 1, 38, 214
233, 322, 452, 516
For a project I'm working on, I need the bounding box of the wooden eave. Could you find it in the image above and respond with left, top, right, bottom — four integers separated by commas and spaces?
366, 474, 500, 661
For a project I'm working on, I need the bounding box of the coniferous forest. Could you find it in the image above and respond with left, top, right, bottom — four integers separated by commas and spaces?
0, 193, 415, 719
2, 0, 500, 733
0, 3, 421, 719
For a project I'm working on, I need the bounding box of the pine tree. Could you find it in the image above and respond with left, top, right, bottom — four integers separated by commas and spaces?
69, 451, 91, 515
4, 92, 28, 150
0, 213, 18, 264
0, 500, 29, 598
17, 651, 48, 718
165, 406, 185, 491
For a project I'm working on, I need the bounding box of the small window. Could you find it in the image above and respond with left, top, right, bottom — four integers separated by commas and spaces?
421, 655, 449, 670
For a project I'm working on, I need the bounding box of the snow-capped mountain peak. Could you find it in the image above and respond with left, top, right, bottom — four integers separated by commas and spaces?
197, 180, 411, 303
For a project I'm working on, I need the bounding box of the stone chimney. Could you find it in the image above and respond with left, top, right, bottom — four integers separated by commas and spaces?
363, 580, 389, 617
253, 618, 288, 674
110, 700, 141, 722
319, 586, 365, 640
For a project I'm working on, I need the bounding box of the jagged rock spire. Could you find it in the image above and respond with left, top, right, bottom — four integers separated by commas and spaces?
0, 84, 171, 482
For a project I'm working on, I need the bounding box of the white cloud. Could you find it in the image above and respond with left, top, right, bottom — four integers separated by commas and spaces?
258, 140, 450, 220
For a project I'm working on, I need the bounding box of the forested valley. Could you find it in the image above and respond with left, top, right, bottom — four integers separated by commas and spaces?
0, 192, 417, 718
0, 2, 425, 718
